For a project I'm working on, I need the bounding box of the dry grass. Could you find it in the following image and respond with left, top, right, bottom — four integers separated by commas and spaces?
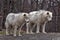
0, 29, 26, 35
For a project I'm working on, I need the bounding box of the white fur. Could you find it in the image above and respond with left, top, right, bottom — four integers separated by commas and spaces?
26, 10, 52, 34
5, 12, 29, 36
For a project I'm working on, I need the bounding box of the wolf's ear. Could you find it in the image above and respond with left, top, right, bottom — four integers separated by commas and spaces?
23, 14, 26, 16
47, 12, 49, 15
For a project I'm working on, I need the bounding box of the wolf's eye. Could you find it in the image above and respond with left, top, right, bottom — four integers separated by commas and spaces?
47, 12, 49, 15
23, 14, 26, 16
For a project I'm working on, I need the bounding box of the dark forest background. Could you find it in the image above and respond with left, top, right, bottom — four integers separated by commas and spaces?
0, 0, 60, 33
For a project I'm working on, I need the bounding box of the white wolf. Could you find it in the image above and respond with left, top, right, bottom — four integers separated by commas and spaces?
26, 10, 52, 34
5, 13, 29, 36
